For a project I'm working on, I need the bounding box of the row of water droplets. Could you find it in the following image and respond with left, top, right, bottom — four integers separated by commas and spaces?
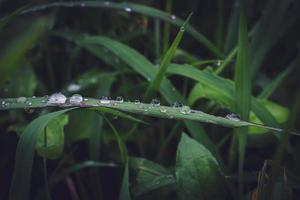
1, 93, 241, 121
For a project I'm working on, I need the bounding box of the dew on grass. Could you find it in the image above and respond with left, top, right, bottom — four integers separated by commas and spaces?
69, 94, 83, 104
47, 93, 67, 104
151, 98, 160, 106
100, 96, 111, 104
179, 106, 191, 114
116, 96, 124, 103
159, 107, 167, 113
17, 97, 27, 103
26, 101, 32, 106
104, 1, 110, 5
225, 113, 241, 121
134, 100, 140, 104
216, 60, 221, 66
125, 7, 132, 12
171, 15, 176, 20
172, 101, 183, 108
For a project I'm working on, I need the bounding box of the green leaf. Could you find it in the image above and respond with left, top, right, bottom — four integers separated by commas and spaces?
119, 161, 131, 200
9, 108, 75, 200
129, 157, 175, 197
36, 114, 69, 159
175, 133, 226, 200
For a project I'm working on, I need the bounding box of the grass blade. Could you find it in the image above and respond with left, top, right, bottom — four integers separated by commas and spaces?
145, 14, 191, 100
9, 108, 75, 200
119, 161, 131, 200
234, 6, 251, 197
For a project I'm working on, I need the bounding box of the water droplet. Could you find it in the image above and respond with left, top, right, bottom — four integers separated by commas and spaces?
151, 98, 160, 106
47, 93, 67, 104
125, 7, 132, 12
147, 77, 151, 81
1, 101, 5, 105
104, 1, 110, 5
216, 60, 221, 66
225, 113, 241, 121
100, 96, 111, 104
159, 107, 167, 113
172, 101, 183, 108
69, 94, 83, 104
113, 116, 118, 120
67, 83, 81, 92
180, 27, 185, 32
26, 101, 32, 106
84, 98, 88, 101
134, 100, 140, 104
171, 15, 176, 20
179, 106, 191, 114
80, 3, 86, 7
32, 96, 36, 98
17, 97, 26, 103
116, 96, 124, 103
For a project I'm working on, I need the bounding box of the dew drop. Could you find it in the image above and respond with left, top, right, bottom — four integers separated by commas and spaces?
47, 92, 67, 104
159, 107, 167, 113
116, 96, 124, 103
26, 101, 32, 106
17, 97, 26, 103
134, 100, 140, 104
104, 1, 110, 5
216, 60, 221, 66
179, 105, 191, 114
151, 98, 160, 106
100, 96, 111, 104
69, 94, 83, 104
125, 7, 132, 12
225, 113, 241, 121
67, 83, 81, 92
1, 101, 5, 105
172, 101, 183, 108
80, 3, 86, 7
171, 15, 176, 20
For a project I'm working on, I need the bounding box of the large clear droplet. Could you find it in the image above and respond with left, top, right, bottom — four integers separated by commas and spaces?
100, 96, 111, 104
125, 7, 132, 12
134, 100, 140, 104
116, 96, 124, 103
225, 113, 241, 121
17, 97, 27, 103
171, 15, 176, 20
179, 106, 191, 114
151, 98, 160, 106
47, 93, 67, 104
69, 94, 83, 104
159, 107, 167, 113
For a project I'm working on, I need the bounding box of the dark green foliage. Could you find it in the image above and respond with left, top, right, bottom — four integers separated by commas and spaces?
0, 0, 300, 199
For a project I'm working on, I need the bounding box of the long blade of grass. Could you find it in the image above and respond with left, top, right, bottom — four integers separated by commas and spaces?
9, 108, 75, 200
22, 1, 224, 57
0, 97, 294, 135
144, 14, 191, 100
234, 7, 251, 197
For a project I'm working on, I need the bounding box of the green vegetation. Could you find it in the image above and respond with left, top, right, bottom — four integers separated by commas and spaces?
0, 0, 300, 199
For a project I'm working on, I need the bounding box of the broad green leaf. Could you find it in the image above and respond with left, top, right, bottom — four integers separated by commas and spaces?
175, 133, 226, 200
36, 114, 69, 159
9, 108, 75, 200
129, 157, 175, 197
119, 161, 131, 200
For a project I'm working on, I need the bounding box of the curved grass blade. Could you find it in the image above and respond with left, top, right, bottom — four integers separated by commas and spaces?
167, 64, 280, 129
9, 108, 75, 200
145, 14, 191, 100
119, 161, 131, 200
22, 1, 223, 57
